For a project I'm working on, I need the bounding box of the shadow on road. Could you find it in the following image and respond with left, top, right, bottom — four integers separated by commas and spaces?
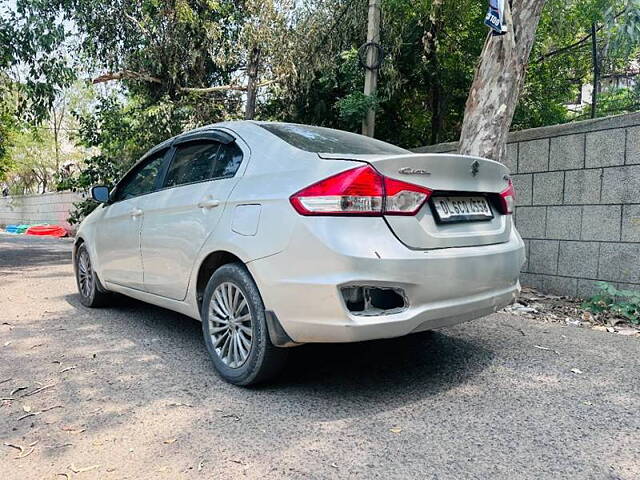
0, 236, 72, 269
60, 290, 494, 419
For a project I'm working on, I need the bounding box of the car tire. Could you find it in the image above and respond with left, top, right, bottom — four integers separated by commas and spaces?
201, 263, 288, 386
74, 243, 111, 308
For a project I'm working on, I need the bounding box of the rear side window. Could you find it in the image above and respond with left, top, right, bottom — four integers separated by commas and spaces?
163, 141, 244, 188
113, 150, 167, 201
164, 142, 220, 188
258, 123, 409, 155
211, 143, 243, 178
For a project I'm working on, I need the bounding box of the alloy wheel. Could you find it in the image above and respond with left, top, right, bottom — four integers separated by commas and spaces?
208, 282, 253, 368
77, 249, 94, 298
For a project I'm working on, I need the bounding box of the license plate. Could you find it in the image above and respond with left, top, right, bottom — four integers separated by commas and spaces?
431, 196, 493, 223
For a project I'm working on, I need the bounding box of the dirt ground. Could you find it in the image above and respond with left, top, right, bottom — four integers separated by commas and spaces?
1, 234, 639, 480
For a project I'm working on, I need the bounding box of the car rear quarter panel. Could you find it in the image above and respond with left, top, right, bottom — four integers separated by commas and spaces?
188, 124, 367, 304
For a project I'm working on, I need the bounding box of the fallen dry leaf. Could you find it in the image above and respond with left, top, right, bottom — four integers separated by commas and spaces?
15, 446, 35, 459
3, 442, 35, 459
69, 464, 100, 473
22, 382, 56, 397
46, 443, 73, 449
163, 438, 177, 444
389, 427, 402, 434
41, 404, 62, 412
533, 345, 560, 355
4, 442, 24, 454
18, 404, 63, 421
61, 426, 86, 434
10, 386, 28, 396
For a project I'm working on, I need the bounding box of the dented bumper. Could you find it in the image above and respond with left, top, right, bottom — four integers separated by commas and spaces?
247, 216, 525, 344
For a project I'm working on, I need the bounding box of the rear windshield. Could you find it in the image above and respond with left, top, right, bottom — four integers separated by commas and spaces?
258, 123, 409, 155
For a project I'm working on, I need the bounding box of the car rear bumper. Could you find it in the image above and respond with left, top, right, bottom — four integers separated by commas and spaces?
247, 217, 525, 344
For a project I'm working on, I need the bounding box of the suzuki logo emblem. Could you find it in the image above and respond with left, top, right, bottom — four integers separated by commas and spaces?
471, 160, 480, 177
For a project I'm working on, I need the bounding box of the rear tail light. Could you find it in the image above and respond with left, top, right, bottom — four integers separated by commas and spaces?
290, 165, 432, 216
498, 179, 515, 214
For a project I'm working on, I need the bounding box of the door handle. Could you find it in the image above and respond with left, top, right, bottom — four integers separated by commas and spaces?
130, 208, 143, 217
197, 198, 221, 209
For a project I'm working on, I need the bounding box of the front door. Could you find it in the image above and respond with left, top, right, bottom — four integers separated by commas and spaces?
95, 150, 169, 290
139, 139, 245, 300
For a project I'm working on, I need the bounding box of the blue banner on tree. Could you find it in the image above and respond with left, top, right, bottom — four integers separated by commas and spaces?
484, 0, 507, 35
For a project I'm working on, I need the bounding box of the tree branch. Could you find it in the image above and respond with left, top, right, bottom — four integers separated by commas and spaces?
180, 78, 280, 94
93, 71, 282, 93
533, 32, 595, 64
92, 70, 162, 85
533, 9, 626, 64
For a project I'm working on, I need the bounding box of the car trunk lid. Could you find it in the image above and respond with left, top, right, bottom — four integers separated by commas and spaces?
318, 152, 512, 249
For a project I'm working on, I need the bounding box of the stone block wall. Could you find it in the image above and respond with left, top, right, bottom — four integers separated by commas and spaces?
415, 112, 640, 297
0, 191, 83, 232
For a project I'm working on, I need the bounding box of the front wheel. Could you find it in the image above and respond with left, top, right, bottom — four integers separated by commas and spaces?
75, 243, 111, 308
201, 263, 288, 386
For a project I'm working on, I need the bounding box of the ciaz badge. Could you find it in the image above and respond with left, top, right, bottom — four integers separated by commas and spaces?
398, 167, 431, 176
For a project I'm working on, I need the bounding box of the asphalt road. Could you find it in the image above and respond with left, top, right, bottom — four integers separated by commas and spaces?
0, 234, 639, 480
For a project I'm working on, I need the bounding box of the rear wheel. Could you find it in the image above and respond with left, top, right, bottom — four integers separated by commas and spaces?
202, 263, 287, 386
75, 243, 111, 307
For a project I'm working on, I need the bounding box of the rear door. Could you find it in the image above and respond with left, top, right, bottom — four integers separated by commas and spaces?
320, 152, 513, 249
139, 135, 245, 300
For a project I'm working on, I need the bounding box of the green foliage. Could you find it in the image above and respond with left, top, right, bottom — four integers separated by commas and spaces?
604, 0, 640, 55
336, 91, 379, 130
270, 0, 487, 147
582, 281, 640, 324
3, 127, 58, 194
0, 103, 17, 182
60, 93, 195, 223
596, 84, 640, 116
2, 1, 75, 123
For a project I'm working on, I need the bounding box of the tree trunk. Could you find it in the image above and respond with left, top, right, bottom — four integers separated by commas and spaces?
245, 46, 261, 120
590, 22, 599, 119
458, 0, 546, 162
423, 0, 444, 145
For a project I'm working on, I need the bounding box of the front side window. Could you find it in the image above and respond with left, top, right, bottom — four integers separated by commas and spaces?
113, 151, 167, 201
164, 142, 221, 188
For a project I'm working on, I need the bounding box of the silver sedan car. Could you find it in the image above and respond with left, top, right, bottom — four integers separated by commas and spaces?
74, 121, 525, 385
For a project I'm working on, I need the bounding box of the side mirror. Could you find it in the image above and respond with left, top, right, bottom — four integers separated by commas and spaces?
91, 185, 110, 204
